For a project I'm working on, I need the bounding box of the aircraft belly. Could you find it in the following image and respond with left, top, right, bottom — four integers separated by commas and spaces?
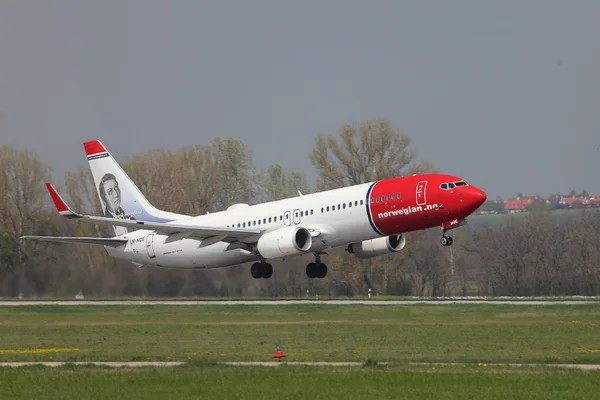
107, 234, 257, 269
153, 237, 256, 269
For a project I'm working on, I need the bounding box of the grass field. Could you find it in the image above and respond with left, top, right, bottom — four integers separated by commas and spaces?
1, 303, 600, 398
1, 303, 599, 364
2, 363, 600, 400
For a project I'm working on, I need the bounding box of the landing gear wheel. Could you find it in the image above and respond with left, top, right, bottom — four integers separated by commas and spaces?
306, 262, 317, 279
250, 262, 273, 279
263, 263, 273, 279
440, 235, 453, 246
250, 262, 263, 279
306, 262, 327, 279
316, 263, 327, 279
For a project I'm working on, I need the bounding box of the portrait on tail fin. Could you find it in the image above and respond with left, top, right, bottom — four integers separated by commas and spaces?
99, 173, 135, 236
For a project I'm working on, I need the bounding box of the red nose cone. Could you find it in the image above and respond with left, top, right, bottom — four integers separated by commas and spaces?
467, 186, 487, 209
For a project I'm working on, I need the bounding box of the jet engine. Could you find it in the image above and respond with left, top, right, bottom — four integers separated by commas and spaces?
256, 226, 313, 259
347, 234, 406, 259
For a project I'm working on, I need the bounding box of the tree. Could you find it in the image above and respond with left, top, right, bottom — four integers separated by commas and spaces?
0, 235, 19, 272
0, 146, 53, 295
176, 145, 219, 215
211, 137, 257, 210
260, 164, 310, 202
310, 118, 436, 191
120, 148, 184, 212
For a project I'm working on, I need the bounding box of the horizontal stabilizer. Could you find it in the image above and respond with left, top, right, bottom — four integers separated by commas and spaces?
20, 236, 128, 247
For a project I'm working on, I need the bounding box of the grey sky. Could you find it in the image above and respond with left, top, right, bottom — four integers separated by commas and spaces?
1, 1, 599, 200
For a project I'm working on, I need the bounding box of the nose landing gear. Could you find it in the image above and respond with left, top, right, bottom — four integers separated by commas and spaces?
440, 235, 453, 246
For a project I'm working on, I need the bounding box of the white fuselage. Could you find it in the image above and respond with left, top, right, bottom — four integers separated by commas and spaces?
107, 183, 377, 269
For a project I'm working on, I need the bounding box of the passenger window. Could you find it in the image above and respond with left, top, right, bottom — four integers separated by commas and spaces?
300, 211, 304, 217
243, 222, 246, 227
354, 201, 358, 206
348, 202, 352, 207
310, 210, 313, 215
386, 195, 390, 201
343, 203, 346, 209
360, 200, 364, 205
326, 206, 330, 212
337, 204, 340, 210
321, 207, 324, 213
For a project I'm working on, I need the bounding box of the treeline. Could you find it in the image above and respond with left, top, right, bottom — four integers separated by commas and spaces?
1, 119, 599, 297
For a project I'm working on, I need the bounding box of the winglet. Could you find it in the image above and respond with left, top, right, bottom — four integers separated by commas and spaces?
45, 183, 82, 219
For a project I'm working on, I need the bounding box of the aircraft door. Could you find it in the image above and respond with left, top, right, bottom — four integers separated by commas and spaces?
146, 233, 156, 259
416, 180, 428, 206
293, 209, 301, 224
283, 211, 291, 226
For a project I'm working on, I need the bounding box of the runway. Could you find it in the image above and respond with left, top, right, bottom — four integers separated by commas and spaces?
0, 361, 183, 368
1, 361, 599, 370
0, 299, 599, 306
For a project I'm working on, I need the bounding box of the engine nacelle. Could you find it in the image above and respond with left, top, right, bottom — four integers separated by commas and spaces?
347, 234, 406, 259
256, 226, 313, 259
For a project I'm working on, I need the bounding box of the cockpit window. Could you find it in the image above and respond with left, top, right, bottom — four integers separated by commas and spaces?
441, 180, 469, 190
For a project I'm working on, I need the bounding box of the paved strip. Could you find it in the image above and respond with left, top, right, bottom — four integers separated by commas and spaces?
1, 361, 598, 370
0, 362, 183, 367
409, 362, 600, 370
223, 361, 371, 366
0, 300, 598, 306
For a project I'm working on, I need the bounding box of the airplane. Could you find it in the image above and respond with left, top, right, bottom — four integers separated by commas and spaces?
21, 140, 487, 279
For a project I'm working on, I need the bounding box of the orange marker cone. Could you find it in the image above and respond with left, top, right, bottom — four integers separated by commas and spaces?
272, 345, 286, 361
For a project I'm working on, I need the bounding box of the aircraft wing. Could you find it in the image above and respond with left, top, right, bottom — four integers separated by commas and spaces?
42, 183, 264, 242
20, 236, 128, 247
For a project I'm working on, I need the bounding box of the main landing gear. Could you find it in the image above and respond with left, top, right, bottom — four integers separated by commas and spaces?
250, 262, 273, 279
440, 235, 453, 247
250, 255, 328, 280
306, 255, 327, 279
